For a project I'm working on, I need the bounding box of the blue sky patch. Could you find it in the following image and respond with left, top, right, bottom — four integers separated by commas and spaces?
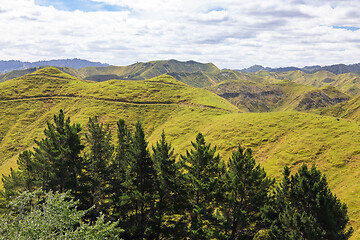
34, 0, 131, 12
333, 26, 360, 31
207, 7, 226, 12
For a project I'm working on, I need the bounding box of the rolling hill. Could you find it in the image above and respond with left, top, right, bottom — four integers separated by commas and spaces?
253, 70, 360, 97
208, 79, 350, 112
0, 67, 360, 238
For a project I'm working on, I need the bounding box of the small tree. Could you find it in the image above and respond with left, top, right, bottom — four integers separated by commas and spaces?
0, 189, 123, 240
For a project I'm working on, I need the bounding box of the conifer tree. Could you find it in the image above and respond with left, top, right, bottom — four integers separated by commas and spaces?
224, 145, 273, 240
32, 109, 84, 193
2, 110, 84, 196
2, 151, 35, 199
261, 165, 353, 240
108, 118, 134, 238
128, 121, 157, 239
80, 116, 114, 221
180, 133, 224, 239
152, 131, 186, 239
111, 119, 132, 215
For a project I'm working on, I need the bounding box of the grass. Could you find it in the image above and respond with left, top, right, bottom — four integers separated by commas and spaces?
1, 67, 360, 238
254, 70, 360, 97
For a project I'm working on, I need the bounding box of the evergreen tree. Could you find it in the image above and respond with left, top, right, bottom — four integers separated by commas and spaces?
289, 164, 353, 240
152, 131, 186, 239
261, 165, 353, 240
2, 110, 84, 197
128, 121, 157, 239
79, 117, 114, 221
223, 145, 273, 240
180, 133, 225, 239
2, 151, 34, 199
32, 109, 84, 192
109, 118, 133, 222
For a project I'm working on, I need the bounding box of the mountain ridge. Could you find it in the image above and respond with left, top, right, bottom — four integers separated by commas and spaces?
0, 58, 109, 73
241, 62, 360, 75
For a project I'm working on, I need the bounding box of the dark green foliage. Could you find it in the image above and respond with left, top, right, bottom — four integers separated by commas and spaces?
127, 121, 157, 239
2, 110, 85, 197
32, 109, 84, 192
223, 145, 274, 239
79, 117, 114, 221
152, 131, 186, 239
108, 119, 133, 237
180, 133, 225, 239
262, 165, 353, 240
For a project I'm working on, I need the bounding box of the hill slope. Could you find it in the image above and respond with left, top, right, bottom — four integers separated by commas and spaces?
0, 67, 360, 238
253, 70, 360, 97
209, 79, 350, 112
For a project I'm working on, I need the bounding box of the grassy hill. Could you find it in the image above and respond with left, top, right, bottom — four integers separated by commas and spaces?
0, 67, 360, 238
77, 59, 220, 81
208, 79, 349, 112
254, 70, 360, 97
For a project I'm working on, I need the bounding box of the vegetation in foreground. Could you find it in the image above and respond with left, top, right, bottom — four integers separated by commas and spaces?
0, 110, 352, 239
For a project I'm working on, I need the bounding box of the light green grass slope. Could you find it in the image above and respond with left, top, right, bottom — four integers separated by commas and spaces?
0, 67, 359, 238
255, 70, 360, 97
78, 60, 220, 81
208, 80, 348, 112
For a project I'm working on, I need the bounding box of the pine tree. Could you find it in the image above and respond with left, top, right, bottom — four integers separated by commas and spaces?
289, 164, 353, 240
32, 109, 84, 192
224, 145, 273, 240
79, 116, 114, 221
2, 151, 35, 199
180, 133, 225, 239
128, 121, 157, 239
2, 110, 84, 196
152, 131, 186, 239
110, 119, 132, 220
261, 165, 353, 240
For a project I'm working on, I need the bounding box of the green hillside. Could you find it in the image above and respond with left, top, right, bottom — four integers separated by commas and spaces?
208, 79, 349, 112
254, 70, 360, 97
0, 67, 360, 238
78, 59, 220, 81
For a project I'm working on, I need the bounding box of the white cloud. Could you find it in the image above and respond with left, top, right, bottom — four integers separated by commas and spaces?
0, 0, 360, 68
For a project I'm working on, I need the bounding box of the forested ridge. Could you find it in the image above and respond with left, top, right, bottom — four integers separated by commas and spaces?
0, 110, 352, 239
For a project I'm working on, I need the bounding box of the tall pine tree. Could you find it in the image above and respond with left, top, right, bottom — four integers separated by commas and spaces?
109, 118, 133, 237
261, 165, 353, 240
223, 145, 273, 240
180, 133, 225, 239
79, 116, 114, 221
152, 131, 186, 239
128, 121, 157, 239
2, 109, 84, 196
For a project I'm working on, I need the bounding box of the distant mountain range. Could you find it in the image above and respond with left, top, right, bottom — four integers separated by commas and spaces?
241, 63, 360, 75
2, 58, 360, 76
0, 58, 109, 73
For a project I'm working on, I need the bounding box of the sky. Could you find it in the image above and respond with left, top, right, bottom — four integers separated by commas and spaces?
1, 0, 360, 69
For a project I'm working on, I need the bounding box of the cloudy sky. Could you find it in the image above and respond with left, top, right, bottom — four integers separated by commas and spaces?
1, 0, 360, 69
